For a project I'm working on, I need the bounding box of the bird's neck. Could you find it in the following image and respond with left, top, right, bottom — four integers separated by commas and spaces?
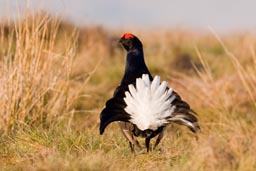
122, 49, 151, 85
125, 49, 146, 72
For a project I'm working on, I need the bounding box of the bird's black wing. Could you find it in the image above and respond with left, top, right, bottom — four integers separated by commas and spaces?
167, 90, 200, 133
100, 85, 131, 134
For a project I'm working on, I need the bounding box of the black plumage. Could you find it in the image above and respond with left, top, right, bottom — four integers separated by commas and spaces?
100, 33, 200, 152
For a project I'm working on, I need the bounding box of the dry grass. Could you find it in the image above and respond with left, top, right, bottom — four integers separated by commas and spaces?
0, 12, 256, 171
0, 12, 78, 132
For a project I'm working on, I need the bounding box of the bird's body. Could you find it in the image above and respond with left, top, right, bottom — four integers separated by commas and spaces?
100, 33, 200, 152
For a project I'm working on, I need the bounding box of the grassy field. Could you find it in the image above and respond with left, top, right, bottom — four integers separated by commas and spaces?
0, 13, 256, 171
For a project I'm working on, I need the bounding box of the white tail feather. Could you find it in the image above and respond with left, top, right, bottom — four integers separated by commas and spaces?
123, 74, 176, 131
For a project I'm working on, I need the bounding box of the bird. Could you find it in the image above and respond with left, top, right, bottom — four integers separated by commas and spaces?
99, 33, 200, 153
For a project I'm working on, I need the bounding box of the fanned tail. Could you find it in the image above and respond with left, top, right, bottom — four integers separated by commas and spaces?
124, 74, 176, 131
168, 109, 200, 133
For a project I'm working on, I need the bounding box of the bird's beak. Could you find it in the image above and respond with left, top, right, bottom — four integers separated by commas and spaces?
119, 37, 124, 43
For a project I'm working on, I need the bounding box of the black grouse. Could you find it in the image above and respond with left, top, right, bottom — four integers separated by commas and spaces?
100, 33, 200, 152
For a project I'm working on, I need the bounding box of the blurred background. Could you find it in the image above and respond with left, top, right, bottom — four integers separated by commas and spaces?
1, 0, 256, 32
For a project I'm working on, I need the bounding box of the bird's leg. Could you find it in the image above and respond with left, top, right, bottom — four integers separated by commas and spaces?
129, 142, 135, 153
119, 122, 141, 152
154, 129, 164, 150
145, 138, 151, 152
127, 134, 143, 152
135, 139, 142, 149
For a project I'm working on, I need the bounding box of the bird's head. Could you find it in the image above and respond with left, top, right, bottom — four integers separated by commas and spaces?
119, 33, 143, 51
